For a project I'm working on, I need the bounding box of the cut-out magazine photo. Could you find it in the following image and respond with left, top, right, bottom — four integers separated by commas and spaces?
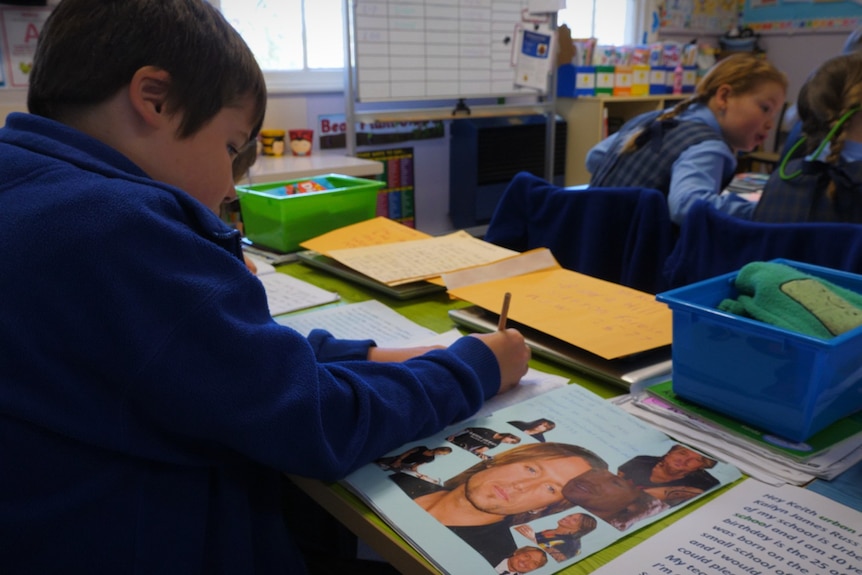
343, 384, 742, 574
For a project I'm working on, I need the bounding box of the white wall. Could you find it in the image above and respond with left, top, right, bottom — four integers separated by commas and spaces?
759, 32, 847, 105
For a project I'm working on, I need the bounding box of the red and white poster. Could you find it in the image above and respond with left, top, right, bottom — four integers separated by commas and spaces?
1, 7, 51, 88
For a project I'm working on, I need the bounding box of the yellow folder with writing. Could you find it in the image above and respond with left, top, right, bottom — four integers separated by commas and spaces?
445, 249, 672, 360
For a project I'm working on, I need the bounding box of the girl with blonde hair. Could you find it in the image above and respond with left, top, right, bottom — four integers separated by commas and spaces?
587, 53, 787, 224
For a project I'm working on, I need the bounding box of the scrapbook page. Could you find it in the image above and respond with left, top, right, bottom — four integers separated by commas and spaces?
342, 384, 742, 575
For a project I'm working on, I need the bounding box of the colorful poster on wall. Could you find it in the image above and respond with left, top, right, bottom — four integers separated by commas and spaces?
0, 7, 51, 88
744, 0, 862, 33
357, 147, 416, 228
660, 0, 743, 33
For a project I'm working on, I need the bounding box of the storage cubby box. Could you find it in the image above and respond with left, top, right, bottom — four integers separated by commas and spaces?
657, 259, 862, 442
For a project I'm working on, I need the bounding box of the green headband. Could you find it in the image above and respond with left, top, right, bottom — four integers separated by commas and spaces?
780, 106, 861, 180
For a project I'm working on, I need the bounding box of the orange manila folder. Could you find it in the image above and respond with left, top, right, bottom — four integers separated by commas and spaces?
301, 217, 518, 287
446, 250, 672, 360
299, 216, 431, 254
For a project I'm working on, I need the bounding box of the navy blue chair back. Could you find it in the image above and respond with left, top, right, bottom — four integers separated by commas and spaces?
664, 200, 862, 288
485, 171, 675, 293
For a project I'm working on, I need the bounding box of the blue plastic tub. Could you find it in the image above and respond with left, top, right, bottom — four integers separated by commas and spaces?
656, 259, 862, 442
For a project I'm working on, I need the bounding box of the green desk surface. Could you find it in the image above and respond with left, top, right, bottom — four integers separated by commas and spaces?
278, 260, 735, 574
281, 261, 617, 400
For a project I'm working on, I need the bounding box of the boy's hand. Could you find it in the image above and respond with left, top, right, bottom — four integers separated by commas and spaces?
366, 330, 530, 396
243, 254, 258, 274
469, 328, 530, 395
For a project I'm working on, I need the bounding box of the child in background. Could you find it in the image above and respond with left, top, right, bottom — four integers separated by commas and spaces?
755, 51, 862, 223
0, 1, 531, 574
586, 53, 787, 225
780, 26, 862, 162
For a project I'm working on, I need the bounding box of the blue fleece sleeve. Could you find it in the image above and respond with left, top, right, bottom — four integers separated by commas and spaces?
134, 249, 504, 480
306, 329, 374, 362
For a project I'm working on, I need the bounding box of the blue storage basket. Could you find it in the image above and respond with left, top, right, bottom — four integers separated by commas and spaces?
656, 259, 862, 442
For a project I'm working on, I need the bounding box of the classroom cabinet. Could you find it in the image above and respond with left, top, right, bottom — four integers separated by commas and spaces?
555, 95, 686, 186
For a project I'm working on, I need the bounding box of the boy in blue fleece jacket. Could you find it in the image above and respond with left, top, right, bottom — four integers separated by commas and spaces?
0, 1, 530, 573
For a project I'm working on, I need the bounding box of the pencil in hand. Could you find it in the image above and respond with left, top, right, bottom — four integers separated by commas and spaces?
497, 292, 511, 331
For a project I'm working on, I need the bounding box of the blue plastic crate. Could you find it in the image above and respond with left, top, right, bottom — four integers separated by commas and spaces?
656, 259, 862, 442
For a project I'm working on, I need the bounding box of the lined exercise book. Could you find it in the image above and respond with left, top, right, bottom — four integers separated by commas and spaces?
246, 254, 339, 316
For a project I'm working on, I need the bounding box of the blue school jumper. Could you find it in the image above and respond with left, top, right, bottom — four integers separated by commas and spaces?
755, 157, 862, 223
0, 112, 500, 575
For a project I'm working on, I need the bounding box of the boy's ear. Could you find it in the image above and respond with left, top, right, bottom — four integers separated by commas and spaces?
128, 66, 172, 127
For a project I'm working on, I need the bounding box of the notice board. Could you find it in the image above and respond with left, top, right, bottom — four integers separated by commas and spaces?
660, 0, 742, 34
349, 0, 539, 103
744, 0, 862, 35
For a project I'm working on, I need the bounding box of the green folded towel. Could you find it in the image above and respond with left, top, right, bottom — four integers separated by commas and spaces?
718, 262, 862, 339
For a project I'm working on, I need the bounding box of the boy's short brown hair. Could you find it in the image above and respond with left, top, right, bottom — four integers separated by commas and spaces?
28, 0, 266, 142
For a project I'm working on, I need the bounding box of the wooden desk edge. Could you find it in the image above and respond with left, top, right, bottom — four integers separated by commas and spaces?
286, 474, 742, 575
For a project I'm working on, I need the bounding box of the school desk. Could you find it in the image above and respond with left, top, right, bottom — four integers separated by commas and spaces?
277, 260, 736, 575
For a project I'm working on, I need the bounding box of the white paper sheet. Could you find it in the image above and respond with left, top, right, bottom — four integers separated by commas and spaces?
257, 272, 340, 316
592, 478, 862, 575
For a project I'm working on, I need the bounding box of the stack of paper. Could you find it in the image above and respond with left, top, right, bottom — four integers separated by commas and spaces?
299, 217, 519, 287
616, 382, 862, 486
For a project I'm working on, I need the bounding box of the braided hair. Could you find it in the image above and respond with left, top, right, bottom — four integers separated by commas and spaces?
796, 51, 862, 200
620, 53, 787, 153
